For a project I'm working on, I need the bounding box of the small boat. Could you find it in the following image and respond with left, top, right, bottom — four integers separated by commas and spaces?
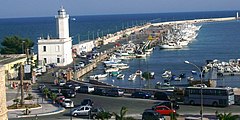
135, 70, 142, 76
118, 65, 129, 70
71, 18, 76, 21
162, 70, 172, 78
187, 76, 194, 81
117, 74, 125, 79
89, 74, 108, 80
128, 74, 136, 81
163, 79, 170, 86
105, 67, 119, 73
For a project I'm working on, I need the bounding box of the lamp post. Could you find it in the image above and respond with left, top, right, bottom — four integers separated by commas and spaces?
22, 41, 25, 54
184, 60, 203, 120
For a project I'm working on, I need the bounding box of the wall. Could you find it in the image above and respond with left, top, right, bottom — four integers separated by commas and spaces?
0, 66, 8, 120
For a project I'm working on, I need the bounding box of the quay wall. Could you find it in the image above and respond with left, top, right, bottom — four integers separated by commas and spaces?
151, 17, 236, 26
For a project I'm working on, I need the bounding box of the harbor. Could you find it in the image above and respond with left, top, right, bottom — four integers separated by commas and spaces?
66, 16, 240, 90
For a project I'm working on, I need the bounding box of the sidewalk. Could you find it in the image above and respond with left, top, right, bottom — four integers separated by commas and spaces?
7, 89, 65, 119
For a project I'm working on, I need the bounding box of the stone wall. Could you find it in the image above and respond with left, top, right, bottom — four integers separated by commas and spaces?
0, 65, 8, 120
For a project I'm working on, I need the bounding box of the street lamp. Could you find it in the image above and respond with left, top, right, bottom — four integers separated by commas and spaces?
22, 41, 25, 54
184, 60, 203, 120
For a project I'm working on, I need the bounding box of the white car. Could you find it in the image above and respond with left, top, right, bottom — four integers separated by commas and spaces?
62, 99, 74, 108
58, 80, 66, 87
71, 105, 92, 116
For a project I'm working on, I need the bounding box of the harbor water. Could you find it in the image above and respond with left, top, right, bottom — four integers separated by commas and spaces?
1, 11, 240, 88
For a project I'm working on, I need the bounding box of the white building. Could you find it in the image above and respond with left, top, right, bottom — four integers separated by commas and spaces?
72, 40, 95, 55
38, 7, 73, 66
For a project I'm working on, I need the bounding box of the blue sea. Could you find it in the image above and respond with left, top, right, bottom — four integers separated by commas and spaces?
1, 11, 240, 88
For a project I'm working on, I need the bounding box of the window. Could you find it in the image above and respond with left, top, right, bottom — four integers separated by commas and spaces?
43, 46, 46, 52
57, 58, 60, 63
43, 58, 47, 63
56, 45, 60, 52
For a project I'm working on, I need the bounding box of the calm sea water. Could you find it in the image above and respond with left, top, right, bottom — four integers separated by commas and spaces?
0, 11, 240, 88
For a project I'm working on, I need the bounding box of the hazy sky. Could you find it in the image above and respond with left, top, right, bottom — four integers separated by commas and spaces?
0, 0, 239, 18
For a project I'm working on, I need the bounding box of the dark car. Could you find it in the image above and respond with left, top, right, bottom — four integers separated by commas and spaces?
154, 92, 171, 101
64, 82, 73, 89
106, 88, 124, 97
92, 88, 107, 96
152, 101, 180, 110
61, 89, 76, 98
81, 98, 94, 106
131, 91, 152, 99
70, 83, 81, 91
142, 109, 165, 120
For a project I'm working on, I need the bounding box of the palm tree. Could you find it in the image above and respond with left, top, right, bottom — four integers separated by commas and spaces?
50, 93, 57, 104
42, 88, 50, 99
216, 111, 239, 120
113, 106, 128, 120
95, 111, 112, 120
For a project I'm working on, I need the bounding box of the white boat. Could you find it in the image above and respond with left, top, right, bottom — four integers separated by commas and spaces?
105, 67, 119, 73
118, 65, 129, 70
106, 63, 128, 67
135, 70, 142, 76
162, 70, 172, 78
128, 74, 136, 81
159, 42, 182, 49
89, 74, 108, 80
117, 74, 125, 79
136, 53, 147, 58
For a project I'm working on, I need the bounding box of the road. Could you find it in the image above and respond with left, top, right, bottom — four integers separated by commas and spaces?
9, 91, 240, 120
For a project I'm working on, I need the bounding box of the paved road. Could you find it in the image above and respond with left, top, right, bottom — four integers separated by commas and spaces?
9, 90, 240, 120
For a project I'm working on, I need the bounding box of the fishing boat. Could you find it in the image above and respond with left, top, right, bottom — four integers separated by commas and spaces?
128, 74, 136, 81
117, 74, 125, 79
89, 73, 108, 80
159, 42, 182, 49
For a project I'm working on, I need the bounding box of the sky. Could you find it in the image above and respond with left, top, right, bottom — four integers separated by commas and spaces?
0, 0, 239, 18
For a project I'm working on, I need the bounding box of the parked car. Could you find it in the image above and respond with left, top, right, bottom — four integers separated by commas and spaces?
56, 96, 65, 105
131, 91, 151, 99
106, 88, 124, 97
152, 101, 180, 110
154, 92, 171, 101
81, 98, 94, 106
62, 99, 74, 108
64, 82, 73, 88
78, 85, 94, 93
92, 88, 107, 96
153, 106, 176, 116
71, 106, 104, 118
58, 80, 66, 87
79, 62, 85, 68
70, 83, 81, 91
71, 105, 92, 116
142, 109, 165, 120
61, 89, 76, 98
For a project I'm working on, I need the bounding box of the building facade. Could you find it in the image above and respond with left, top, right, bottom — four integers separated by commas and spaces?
38, 7, 73, 66
0, 66, 8, 120
72, 40, 95, 55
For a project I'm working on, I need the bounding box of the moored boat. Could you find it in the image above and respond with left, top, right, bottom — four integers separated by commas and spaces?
117, 74, 125, 79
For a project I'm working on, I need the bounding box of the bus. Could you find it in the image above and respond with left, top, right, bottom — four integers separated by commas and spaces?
184, 87, 235, 107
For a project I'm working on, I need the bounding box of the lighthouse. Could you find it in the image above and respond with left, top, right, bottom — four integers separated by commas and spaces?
38, 7, 73, 66
236, 12, 239, 20
56, 6, 69, 39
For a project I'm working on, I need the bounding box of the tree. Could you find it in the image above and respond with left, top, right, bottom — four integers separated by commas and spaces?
113, 106, 128, 120
95, 111, 112, 120
50, 93, 57, 104
42, 88, 50, 99
0, 35, 34, 54
216, 111, 239, 120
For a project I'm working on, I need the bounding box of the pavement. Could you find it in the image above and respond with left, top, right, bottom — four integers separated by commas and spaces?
6, 88, 65, 119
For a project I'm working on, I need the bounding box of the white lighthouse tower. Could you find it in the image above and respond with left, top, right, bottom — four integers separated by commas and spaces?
56, 6, 69, 39
38, 7, 73, 66
236, 12, 239, 20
